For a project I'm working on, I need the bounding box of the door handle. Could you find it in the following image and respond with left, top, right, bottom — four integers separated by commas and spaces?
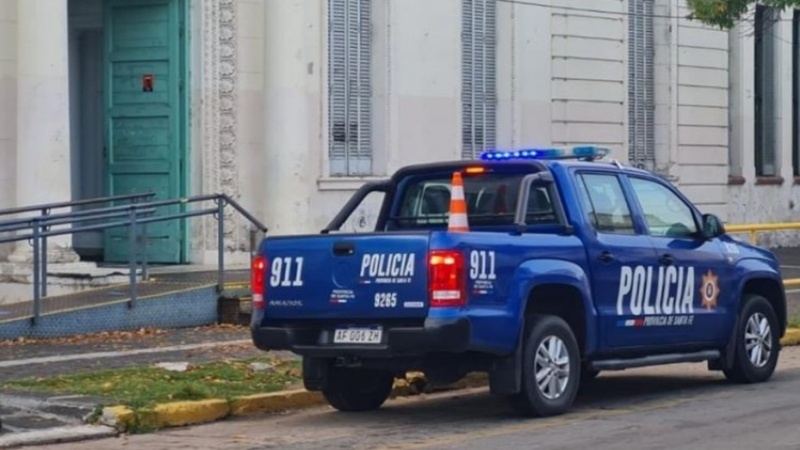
659, 254, 675, 266
333, 241, 355, 256
598, 251, 614, 263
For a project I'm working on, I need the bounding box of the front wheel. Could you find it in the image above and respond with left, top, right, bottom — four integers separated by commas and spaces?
723, 294, 780, 384
322, 367, 395, 412
509, 314, 581, 417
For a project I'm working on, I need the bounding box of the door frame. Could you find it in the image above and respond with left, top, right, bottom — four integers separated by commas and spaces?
178, 0, 190, 264
102, 0, 191, 263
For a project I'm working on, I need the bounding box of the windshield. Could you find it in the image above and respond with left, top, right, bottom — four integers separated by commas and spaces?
388, 172, 557, 229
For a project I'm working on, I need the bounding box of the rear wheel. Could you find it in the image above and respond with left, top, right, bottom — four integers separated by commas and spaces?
322, 367, 395, 412
510, 315, 580, 417
723, 294, 780, 384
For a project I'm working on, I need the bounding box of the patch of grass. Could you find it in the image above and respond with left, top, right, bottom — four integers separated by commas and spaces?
0, 357, 302, 410
789, 315, 800, 329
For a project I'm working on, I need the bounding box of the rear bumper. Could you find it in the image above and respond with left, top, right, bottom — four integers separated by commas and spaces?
251, 317, 471, 358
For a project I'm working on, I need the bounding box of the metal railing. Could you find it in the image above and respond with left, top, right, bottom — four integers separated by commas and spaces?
725, 222, 800, 288
0, 194, 267, 323
0, 192, 155, 219
0, 192, 156, 299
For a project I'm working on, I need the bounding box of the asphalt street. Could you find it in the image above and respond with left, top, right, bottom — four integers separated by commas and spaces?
36, 346, 800, 450
2, 246, 800, 447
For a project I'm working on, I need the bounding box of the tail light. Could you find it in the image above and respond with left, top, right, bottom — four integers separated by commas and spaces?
428, 250, 466, 307
251, 255, 267, 309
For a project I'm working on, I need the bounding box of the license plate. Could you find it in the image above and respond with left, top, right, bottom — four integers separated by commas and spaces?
333, 327, 383, 344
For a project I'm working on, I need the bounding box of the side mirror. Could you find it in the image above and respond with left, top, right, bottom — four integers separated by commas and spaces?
702, 213, 725, 239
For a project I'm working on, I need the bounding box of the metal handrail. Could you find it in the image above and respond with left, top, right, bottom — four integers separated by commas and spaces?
2, 193, 267, 324
225, 196, 267, 232
0, 192, 155, 218
724, 221, 800, 288
0, 202, 161, 233
0, 208, 158, 244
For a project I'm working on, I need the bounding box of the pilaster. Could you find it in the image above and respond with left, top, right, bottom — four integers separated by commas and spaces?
197, 0, 243, 264
9, 0, 78, 264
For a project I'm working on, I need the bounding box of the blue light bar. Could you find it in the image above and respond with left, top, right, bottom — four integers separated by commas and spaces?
479, 145, 610, 162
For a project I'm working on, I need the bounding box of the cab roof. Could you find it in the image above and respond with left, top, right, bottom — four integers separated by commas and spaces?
390, 146, 658, 181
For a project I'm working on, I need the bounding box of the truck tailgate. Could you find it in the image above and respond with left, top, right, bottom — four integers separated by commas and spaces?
261, 233, 430, 320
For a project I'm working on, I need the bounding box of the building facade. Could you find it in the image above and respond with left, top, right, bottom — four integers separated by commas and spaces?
0, 0, 798, 269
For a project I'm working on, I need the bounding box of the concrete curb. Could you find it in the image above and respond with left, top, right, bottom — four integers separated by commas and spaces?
99, 372, 483, 433
782, 328, 800, 346
99, 330, 800, 433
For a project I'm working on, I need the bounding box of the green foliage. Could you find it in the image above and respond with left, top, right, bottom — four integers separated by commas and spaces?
685, 0, 800, 29
0, 357, 302, 410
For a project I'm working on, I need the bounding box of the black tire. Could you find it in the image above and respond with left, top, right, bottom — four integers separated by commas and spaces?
509, 314, 581, 417
723, 294, 780, 384
322, 367, 395, 412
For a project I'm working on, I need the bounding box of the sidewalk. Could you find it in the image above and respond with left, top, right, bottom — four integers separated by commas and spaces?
769, 247, 800, 317
0, 325, 270, 382
0, 324, 298, 445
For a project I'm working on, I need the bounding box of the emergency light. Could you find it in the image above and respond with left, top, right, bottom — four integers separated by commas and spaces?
479, 145, 610, 162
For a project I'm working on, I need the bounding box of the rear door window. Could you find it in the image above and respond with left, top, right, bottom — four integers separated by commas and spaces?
390, 171, 557, 229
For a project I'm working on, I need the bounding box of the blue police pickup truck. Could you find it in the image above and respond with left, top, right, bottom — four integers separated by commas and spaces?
250, 146, 787, 417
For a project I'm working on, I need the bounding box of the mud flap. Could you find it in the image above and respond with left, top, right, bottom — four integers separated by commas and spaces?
302, 357, 330, 392
709, 318, 739, 371
488, 331, 524, 395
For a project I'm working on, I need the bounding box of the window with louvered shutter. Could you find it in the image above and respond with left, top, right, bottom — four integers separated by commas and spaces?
628, 0, 655, 170
328, 0, 372, 176
461, 0, 497, 160
755, 4, 778, 177
793, 9, 800, 176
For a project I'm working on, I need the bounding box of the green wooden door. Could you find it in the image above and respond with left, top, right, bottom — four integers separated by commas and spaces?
103, 0, 186, 264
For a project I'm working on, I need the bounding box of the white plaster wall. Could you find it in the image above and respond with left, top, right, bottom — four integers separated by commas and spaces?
380, 0, 461, 173
496, 0, 552, 148
0, 0, 16, 259
236, 0, 265, 218
673, 1, 730, 219
260, 0, 463, 237
260, 0, 325, 237
550, 0, 627, 158
234, 0, 266, 253
727, 9, 800, 246
652, 0, 674, 182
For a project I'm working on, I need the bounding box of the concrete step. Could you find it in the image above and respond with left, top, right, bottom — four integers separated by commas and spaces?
218, 295, 252, 326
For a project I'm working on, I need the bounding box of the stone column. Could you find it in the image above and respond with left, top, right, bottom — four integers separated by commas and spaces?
8, 0, 78, 264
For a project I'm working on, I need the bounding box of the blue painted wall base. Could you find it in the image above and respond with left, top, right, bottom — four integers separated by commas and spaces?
0, 286, 219, 340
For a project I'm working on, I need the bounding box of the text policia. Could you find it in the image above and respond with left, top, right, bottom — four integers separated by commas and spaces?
616, 264, 720, 326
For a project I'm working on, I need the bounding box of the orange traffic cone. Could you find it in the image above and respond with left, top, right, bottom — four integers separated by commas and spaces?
448, 172, 470, 232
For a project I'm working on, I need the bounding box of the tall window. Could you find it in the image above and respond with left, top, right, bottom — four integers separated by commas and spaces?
328, 0, 372, 176
627, 0, 655, 170
755, 4, 778, 177
793, 9, 800, 176
461, 0, 497, 159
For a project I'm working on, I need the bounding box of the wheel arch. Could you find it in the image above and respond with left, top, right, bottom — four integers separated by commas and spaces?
488, 260, 595, 397
740, 276, 787, 338
513, 259, 597, 356
734, 259, 787, 338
